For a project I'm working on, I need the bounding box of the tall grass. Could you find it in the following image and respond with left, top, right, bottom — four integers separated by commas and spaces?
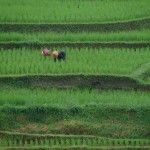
0, 48, 150, 76
0, 30, 150, 42
0, 0, 150, 23
0, 87, 150, 109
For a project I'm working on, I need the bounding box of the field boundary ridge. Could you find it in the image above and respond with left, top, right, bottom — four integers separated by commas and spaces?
0, 41, 150, 49
0, 17, 150, 32
0, 75, 150, 91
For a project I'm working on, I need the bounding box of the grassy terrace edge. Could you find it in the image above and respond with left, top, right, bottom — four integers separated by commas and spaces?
0, 42, 150, 49
0, 75, 150, 91
1, 147, 150, 150
0, 17, 150, 32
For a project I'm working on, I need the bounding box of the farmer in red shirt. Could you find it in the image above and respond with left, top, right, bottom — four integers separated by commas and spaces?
42, 49, 50, 56
42, 49, 66, 62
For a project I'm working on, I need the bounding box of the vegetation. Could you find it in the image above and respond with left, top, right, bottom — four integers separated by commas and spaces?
0, 30, 150, 42
0, 87, 150, 109
0, 0, 150, 23
0, 131, 149, 149
0, 0, 150, 149
0, 48, 150, 77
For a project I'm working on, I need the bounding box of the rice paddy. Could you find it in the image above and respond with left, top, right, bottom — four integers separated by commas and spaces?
0, 29, 150, 42
0, 87, 150, 109
0, 48, 150, 76
0, 0, 150, 149
0, 0, 150, 23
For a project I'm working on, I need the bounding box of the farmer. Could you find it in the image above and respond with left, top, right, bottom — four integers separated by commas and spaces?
42, 49, 50, 56
42, 49, 66, 62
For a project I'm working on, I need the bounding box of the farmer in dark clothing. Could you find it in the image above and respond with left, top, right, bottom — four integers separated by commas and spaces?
42, 49, 66, 62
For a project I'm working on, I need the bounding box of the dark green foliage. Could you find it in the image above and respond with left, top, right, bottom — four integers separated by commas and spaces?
0, 75, 149, 91
0, 41, 150, 49
0, 113, 18, 129
0, 18, 150, 33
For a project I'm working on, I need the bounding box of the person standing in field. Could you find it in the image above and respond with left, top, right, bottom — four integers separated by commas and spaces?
42, 49, 66, 62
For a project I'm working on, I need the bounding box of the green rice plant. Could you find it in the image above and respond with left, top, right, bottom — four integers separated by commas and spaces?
73, 138, 78, 146
145, 140, 150, 146
104, 139, 110, 146
86, 138, 93, 147
24, 139, 28, 147
45, 139, 49, 146
50, 138, 55, 146
18, 139, 22, 147
108, 139, 114, 146
0, 132, 150, 149
0, 30, 150, 42
55, 138, 60, 147
0, 140, 2, 147
114, 139, 120, 146
8, 139, 13, 147
0, 48, 150, 77
30, 139, 35, 147
14, 139, 18, 147
70, 138, 76, 146
65, 138, 71, 147
119, 139, 125, 146
1, 139, 7, 147
0, 0, 150, 23
40, 138, 45, 146
82, 138, 88, 146
124, 139, 130, 146
75, 138, 81, 146
129, 139, 135, 146
97, 138, 103, 146
0, 139, 4, 147
34, 138, 39, 147
0, 87, 150, 109
92, 138, 98, 147
139, 140, 145, 146
59, 138, 65, 147
136, 140, 142, 147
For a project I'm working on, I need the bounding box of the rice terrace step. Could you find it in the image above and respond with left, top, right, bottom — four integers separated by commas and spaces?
0, 17, 150, 32
0, 42, 150, 49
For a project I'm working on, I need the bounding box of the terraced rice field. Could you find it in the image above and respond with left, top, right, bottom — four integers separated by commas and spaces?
0, 87, 150, 108
0, 48, 149, 77
0, 0, 150, 149
0, 0, 150, 23
0, 30, 150, 42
